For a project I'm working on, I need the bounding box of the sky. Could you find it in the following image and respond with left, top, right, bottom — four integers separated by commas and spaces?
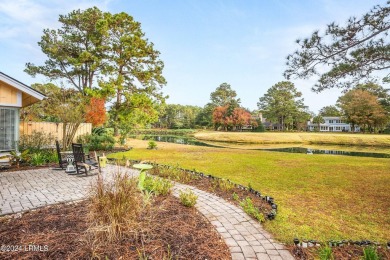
0, 0, 387, 113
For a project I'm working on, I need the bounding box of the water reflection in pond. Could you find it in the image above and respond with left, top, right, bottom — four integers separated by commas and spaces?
131, 135, 220, 148
260, 147, 390, 158
129, 135, 390, 158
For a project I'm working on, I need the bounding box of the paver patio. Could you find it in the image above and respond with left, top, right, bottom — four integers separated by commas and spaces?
0, 165, 294, 260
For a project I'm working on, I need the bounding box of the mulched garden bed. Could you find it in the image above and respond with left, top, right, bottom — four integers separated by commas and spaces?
0, 196, 230, 259
145, 163, 274, 221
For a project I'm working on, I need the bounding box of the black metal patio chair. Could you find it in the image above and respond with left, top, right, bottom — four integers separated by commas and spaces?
71, 143, 100, 175
55, 140, 68, 169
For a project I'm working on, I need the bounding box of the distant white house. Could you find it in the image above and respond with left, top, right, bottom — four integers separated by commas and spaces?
307, 116, 360, 132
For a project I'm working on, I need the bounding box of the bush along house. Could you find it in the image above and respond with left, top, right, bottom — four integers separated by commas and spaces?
0, 72, 45, 166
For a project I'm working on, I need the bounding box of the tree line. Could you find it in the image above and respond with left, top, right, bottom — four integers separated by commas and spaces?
21, 2, 389, 145
158, 80, 390, 134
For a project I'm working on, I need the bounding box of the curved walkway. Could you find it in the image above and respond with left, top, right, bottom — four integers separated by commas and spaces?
0, 165, 294, 260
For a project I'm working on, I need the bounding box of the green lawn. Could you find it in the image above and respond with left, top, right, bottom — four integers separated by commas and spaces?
108, 139, 390, 244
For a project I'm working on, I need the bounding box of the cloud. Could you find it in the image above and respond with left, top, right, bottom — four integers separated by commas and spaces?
0, 0, 112, 40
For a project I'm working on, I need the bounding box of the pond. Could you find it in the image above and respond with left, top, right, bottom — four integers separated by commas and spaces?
130, 135, 221, 148
130, 135, 390, 158
260, 147, 390, 158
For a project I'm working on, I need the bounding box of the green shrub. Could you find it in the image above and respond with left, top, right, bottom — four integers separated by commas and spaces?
143, 176, 173, 196
44, 150, 58, 163
232, 192, 239, 201
252, 121, 265, 132
240, 197, 265, 222
179, 188, 198, 207
18, 131, 55, 153
147, 140, 158, 150
29, 151, 58, 166
77, 131, 115, 151
29, 153, 46, 166
362, 247, 379, 260
318, 246, 334, 260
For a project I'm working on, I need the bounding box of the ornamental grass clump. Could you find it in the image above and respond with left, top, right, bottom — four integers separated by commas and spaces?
88, 172, 149, 243
179, 189, 198, 207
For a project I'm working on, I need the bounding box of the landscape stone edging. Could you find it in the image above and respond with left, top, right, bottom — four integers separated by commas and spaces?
292, 238, 390, 249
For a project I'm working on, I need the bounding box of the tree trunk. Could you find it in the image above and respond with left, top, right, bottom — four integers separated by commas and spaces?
113, 89, 122, 136
62, 122, 81, 150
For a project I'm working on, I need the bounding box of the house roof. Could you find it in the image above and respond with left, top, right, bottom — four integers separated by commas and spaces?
0, 72, 45, 107
322, 116, 342, 119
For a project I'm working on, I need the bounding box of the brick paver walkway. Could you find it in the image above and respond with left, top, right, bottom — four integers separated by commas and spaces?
0, 165, 294, 260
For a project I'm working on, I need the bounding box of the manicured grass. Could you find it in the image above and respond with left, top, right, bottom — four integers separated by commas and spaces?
194, 131, 390, 147
108, 139, 390, 244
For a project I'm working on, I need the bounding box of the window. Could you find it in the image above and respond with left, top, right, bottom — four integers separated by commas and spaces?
329, 120, 333, 123
0, 108, 17, 151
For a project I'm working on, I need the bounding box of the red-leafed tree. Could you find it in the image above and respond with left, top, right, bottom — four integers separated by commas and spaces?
85, 97, 107, 127
232, 108, 252, 129
213, 106, 254, 131
212, 106, 229, 131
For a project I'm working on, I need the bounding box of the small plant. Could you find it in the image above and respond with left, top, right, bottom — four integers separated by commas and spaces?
147, 140, 158, 150
143, 176, 173, 196
9, 150, 30, 168
318, 246, 334, 260
211, 178, 235, 192
232, 192, 239, 201
152, 165, 198, 183
362, 247, 379, 260
179, 188, 198, 207
240, 197, 265, 222
44, 150, 58, 163
77, 128, 115, 151
29, 152, 46, 166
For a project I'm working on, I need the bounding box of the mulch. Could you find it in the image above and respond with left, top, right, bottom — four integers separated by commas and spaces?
0, 196, 231, 259
149, 165, 273, 219
187, 175, 272, 216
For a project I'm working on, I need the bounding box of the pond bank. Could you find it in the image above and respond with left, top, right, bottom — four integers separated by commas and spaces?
194, 131, 390, 147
